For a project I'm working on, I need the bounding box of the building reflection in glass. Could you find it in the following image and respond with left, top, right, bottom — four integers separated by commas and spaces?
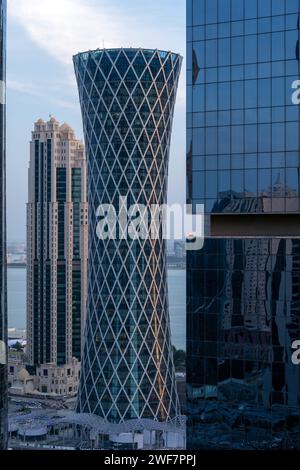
187, 237, 300, 449
187, 0, 300, 450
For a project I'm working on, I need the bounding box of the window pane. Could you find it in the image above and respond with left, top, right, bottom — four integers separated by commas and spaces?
219, 170, 230, 192
272, 78, 285, 106
258, 34, 271, 62
193, 128, 205, 155
232, 37, 244, 65
258, 0, 271, 17
232, 126, 244, 153
286, 122, 299, 151
219, 38, 231, 66
206, 40, 218, 67
258, 124, 271, 152
245, 35, 258, 63
192, 172, 205, 198
245, 125, 257, 153
286, 30, 299, 60
218, 0, 231, 22
245, 0, 257, 19
219, 82, 231, 109
272, 0, 284, 15
206, 171, 218, 198
206, 84, 218, 111
206, 0, 217, 24
258, 79, 271, 107
232, 170, 244, 193
286, 0, 300, 14
231, 0, 244, 21
272, 32, 285, 61
193, 0, 205, 25
218, 127, 231, 153
258, 169, 271, 194
193, 156, 205, 171
245, 169, 257, 195
194, 85, 204, 112
231, 81, 244, 109
206, 128, 218, 155
245, 80, 258, 108
272, 123, 285, 151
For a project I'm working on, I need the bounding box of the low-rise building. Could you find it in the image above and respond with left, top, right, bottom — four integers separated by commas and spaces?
36, 358, 80, 396
8, 350, 80, 397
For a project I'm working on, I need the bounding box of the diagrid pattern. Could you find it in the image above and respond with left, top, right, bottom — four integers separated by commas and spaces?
74, 48, 182, 423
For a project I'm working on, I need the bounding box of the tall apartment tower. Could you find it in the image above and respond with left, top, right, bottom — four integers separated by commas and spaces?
74, 48, 182, 423
27, 117, 88, 394
187, 0, 300, 449
0, 0, 6, 451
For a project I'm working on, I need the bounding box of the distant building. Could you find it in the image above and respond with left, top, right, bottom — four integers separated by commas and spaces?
8, 350, 35, 395
26, 117, 88, 396
8, 349, 80, 397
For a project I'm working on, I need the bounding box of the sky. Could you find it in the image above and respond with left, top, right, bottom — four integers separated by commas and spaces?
6, 0, 186, 242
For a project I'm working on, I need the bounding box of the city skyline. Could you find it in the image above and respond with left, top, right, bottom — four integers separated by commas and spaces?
6, 0, 185, 243
2, 0, 300, 455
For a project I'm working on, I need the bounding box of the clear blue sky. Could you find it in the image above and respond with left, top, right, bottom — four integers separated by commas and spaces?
7, 0, 186, 242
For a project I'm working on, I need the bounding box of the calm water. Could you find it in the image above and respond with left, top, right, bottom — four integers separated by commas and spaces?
8, 267, 186, 351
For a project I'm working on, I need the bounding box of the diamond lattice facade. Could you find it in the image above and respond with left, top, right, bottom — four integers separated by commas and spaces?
74, 48, 182, 423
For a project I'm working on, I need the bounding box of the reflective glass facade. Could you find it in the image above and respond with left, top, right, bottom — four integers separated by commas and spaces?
74, 48, 182, 423
187, 238, 300, 449
187, 0, 300, 214
187, 0, 300, 450
0, 0, 6, 451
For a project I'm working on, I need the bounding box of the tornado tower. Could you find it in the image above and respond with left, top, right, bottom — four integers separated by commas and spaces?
74, 48, 182, 423
0, 0, 6, 450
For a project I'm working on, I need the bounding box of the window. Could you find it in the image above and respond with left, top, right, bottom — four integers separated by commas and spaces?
232, 37, 244, 65
218, 0, 230, 22
258, 0, 271, 17
272, 32, 285, 61
245, 1, 257, 19
219, 170, 230, 192
206, 40, 217, 67
245, 35, 257, 63
206, 0, 217, 24
231, 0, 243, 20
218, 39, 230, 66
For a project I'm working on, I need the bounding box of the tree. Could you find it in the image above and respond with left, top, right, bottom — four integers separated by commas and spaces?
172, 346, 186, 368
14, 342, 23, 352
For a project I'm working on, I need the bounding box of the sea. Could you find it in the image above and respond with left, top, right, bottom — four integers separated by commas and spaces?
7, 266, 186, 351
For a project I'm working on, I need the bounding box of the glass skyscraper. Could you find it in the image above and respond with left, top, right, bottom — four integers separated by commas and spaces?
0, 0, 6, 451
27, 118, 87, 395
74, 48, 182, 423
187, 0, 300, 449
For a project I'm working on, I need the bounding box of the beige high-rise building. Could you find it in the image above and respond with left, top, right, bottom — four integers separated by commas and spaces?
26, 117, 88, 395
